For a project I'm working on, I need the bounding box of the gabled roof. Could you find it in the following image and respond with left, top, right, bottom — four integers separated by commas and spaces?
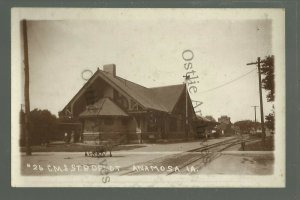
79, 98, 128, 118
62, 68, 187, 114
100, 70, 185, 112
150, 84, 186, 112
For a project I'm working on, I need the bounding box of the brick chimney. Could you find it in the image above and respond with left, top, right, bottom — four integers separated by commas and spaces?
103, 64, 116, 77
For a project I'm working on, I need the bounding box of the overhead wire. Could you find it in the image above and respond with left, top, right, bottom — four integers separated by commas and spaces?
198, 68, 257, 94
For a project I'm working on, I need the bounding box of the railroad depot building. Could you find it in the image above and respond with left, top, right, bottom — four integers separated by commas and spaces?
59, 64, 196, 144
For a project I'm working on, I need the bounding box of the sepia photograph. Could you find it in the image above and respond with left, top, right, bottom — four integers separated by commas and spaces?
11, 8, 285, 187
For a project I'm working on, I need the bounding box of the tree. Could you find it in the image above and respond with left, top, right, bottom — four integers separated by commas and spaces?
234, 120, 260, 134
261, 55, 275, 131
265, 105, 275, 131
29, 109, 58, 145
261, 55, 274, 102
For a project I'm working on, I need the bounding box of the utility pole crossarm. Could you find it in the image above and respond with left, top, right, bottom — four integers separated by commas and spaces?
246, 62, 258, 66
247, 60, 266, 66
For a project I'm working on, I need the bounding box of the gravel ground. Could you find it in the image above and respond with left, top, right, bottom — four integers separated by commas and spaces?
198, 153, 274, 175
20, 136, 274, 176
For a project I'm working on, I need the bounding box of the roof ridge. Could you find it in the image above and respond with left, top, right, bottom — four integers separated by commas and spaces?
99, 70, 168, 111
149, 83, 185, 89
116, 76, 149, 89
99, 69, 149, 89
99, 69, 184, 90
73, 69, 187, 113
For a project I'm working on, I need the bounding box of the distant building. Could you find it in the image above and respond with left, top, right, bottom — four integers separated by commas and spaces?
250, 124, 273, 136
216, 115, 234, 136
218, 115, 231, 124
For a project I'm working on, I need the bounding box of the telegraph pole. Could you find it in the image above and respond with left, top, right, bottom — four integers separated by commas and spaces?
22, 20, 32, 155
251, 105, 258, 123
247, 57, 266, 142
183, 74, 190, 140
252, 105, 258, 133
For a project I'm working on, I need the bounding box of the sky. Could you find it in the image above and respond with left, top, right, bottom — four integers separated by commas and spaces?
24, 17, 273, 123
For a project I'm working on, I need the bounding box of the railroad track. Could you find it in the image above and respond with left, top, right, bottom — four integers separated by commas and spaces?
119, 136, 257, 176
188, 137, 239, 152
167, 136, 258, 175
